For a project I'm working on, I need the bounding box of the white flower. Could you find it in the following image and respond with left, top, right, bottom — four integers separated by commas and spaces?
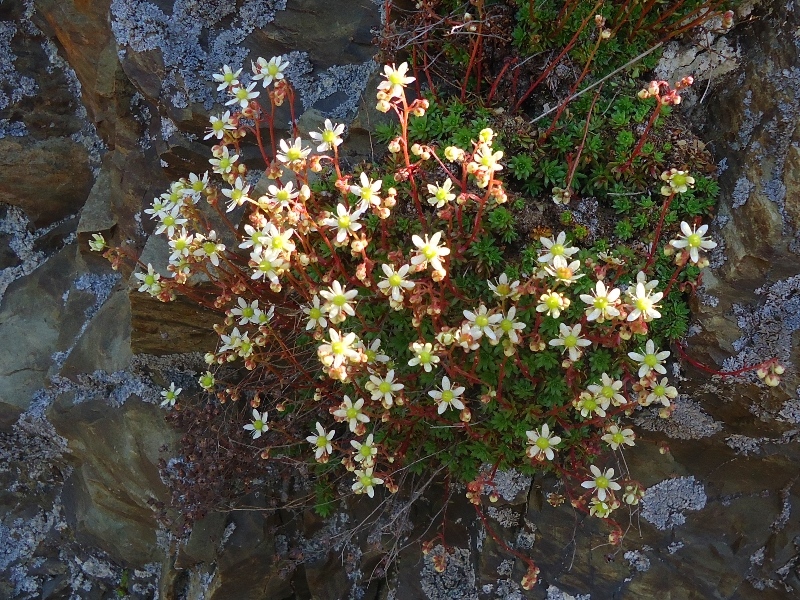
276, 137, 311, 165
602, 425, 635, 450
244, 409, 269, 439
428, 376, 466, 414
249, 248, 286, 285
221, 177, 252, 212
306, 422, 335, 460
135, 263, 162, 295
580, 280, 621, 322
377, 263, 415, 302
549, 323, 592, 361
333, 395, 370, 432
262, 223, 296, 255
538, 232, 579, 264
251, 55, 289, 87
236, 332, 255, 358
220, 327, 244, 352
205, 111, 235, 140
536, 290, 570, 319
213, 65, 242, 91
526, 423, 561, 461
351, 434, 378, 465
240, 224, 267, 252
574, 391, 610, 418
144, 197, 171, 220
317, 329, 360, 369
198, 371, 215, 391
669, 221, 717, 263
472, 143, 503, 173
226, 81, 260, 108
322, 203, 364, 244
378, 62, 415, 99
497, 306, 526, 344
263, 181, 299, 211
367, 370, 404, 408
160, 382, 181, 408
544, 255, 584, 286
626, 282, 663, 322
194, 231, 226, 267
184, 171, 210, 200
463, 304, 502, 341
319, 281, 358, 322
426, 179, 456, 208
408, 341, 439, 372
411, 231, 450, 273
209, 146, 240, 174
628, 340, 670, 377
488, 273, 521, 300
309, 119, 345, 152
645, 377, 678, 407
587, 373, 627, 407
303, 295, 328, 330
154, 205, 187, 237
230, 297, 262, 326
363, 338, 390, 366
581, 465, 622, 501
352, 467, 384, 498
88, 233, 106, 252
350, 172, 383, 211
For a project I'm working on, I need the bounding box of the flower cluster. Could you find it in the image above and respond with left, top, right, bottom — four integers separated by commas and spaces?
95, 58, 726, 529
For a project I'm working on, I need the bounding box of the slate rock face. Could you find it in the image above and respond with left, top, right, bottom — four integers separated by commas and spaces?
2, 0, 800, 599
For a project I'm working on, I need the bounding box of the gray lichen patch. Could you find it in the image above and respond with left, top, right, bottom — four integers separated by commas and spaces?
110, 0, 287, 110
634, 395, 723, 440
0, 21, 38, 117
624, 548, 651, 572
420, 545, 478, 600
722, 274, 800, 381
641, 476, 707, 530
546, 585, 591, 600
480, 468, 532, 503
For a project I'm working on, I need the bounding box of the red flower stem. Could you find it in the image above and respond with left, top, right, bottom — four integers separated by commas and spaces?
643, 191, 674, 272
674, 342, 778, 377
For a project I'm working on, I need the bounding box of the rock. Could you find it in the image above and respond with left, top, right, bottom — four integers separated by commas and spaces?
0, 136, 93, 226
50, 395, 176, 565
0, 245, 77, 416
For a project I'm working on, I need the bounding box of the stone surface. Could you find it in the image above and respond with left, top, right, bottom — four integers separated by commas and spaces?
2, 0, 800, 599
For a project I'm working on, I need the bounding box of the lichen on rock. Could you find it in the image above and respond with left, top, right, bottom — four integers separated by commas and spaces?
641, 476, 707, 530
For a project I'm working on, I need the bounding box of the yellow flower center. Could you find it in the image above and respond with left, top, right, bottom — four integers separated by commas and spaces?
379, 381, 392, 394
316, 436, 328, 448
331, 341, 344, 355
644, 354, 658, 367
564, 334, 578, 348
475, 315, 489, 328
441, 390, 454, 403
687, 233, 702, 248
536, 437, 550, 450
388, 273, 402, 287
422, 245, 437, 260
595, 476, 609, 489
346, 407, 359, 419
